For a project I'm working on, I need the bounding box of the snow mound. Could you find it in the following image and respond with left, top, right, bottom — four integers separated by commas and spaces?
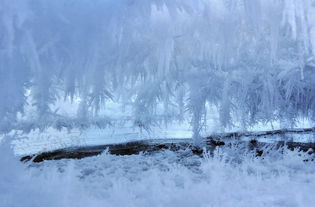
1, 142, 315, 207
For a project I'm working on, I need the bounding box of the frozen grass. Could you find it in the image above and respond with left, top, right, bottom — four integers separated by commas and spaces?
1, 140, 315, 207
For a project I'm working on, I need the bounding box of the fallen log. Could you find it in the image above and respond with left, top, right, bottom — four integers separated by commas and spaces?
20, 127, 315, 162
20, 139, 197, 162
206, 127, 315, 140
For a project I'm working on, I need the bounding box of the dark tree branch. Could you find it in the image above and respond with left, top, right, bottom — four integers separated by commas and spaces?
21, 127, 315, 162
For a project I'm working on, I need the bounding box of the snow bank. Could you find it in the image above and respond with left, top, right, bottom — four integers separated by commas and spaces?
1, 138, 315, 207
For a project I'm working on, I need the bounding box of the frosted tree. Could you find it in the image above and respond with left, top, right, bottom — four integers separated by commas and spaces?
0, 0, 315, 143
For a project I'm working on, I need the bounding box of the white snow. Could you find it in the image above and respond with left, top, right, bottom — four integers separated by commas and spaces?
1, 140, 315, 207
1, 1, 315, 206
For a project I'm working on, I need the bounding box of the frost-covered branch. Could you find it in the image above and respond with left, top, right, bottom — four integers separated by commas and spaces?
1, 0, 315, 141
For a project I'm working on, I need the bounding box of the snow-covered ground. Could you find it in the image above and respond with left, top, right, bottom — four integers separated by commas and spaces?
1, 139, 315, 207
1, 99, 312, 207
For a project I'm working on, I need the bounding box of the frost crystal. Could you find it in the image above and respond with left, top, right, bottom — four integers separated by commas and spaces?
0, 0, 315, 140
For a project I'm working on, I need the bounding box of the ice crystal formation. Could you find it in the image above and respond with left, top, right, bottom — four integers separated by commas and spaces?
1, 0, 315, 142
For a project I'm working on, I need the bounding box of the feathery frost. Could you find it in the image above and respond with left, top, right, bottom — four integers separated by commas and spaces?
1, 0, 315, 140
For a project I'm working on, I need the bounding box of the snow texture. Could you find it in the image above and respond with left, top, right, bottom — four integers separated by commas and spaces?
1, 138, 315, 207
1, 1, 315, 206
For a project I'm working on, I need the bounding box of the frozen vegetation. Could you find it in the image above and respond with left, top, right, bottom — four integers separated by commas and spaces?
1, 0, 315, 140
1, 0, 315, 206
1, 139, 315, 207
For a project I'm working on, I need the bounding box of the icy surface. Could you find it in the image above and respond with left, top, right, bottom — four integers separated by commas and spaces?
1, 141, 315, 207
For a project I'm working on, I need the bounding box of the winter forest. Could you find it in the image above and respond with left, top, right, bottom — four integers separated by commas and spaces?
1, 0, 315, 206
